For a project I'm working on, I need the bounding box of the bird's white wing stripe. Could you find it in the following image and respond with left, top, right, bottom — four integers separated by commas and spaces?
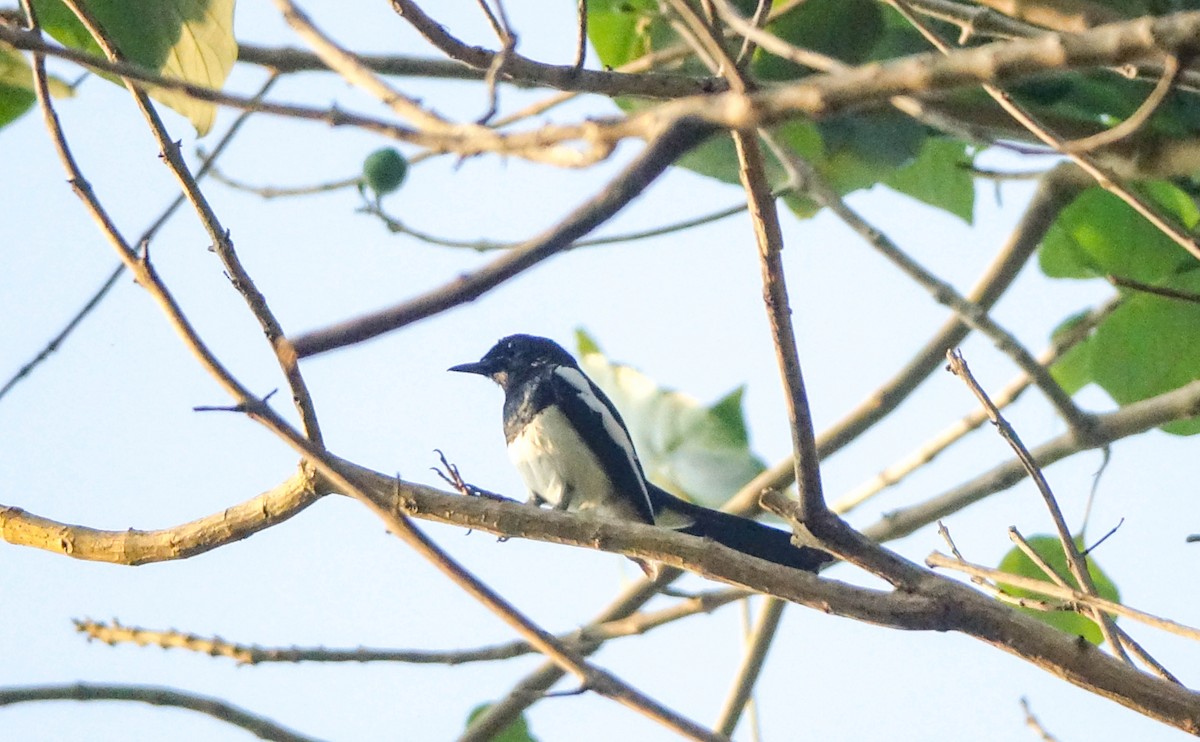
554, 366, 644, 487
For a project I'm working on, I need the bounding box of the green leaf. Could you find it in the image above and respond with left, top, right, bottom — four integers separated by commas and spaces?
1051, 340, 1094, 396
1048, 309, 1100, 395
0, 84, 35, 129
585, 0, 668, 70
882, 137, 976, 222
820, 111, 926, 170
0, 43, 75, 97
587, 0, 987, 222
1047, 272, 1200, 435
0, 43, 75, 130
587, 0, 759, 70
997, 535, 1121, 645
1089, 270, 1200, 435
362, 147, 408, 198
709, 386, 750, 447
576, 331, 766, 508
751, 0, 883, 81
32, 0, 236, 135
1041, 181, 1200, 433
465, 704, 537, 742
574, 327, 601, 356
1039, 182, 1199, 281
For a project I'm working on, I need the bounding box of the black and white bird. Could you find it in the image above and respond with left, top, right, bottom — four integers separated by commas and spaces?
450, 334, 830, 573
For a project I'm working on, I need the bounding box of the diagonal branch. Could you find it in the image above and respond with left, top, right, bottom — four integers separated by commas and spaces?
889, 0, 1200, 263
834, 297, 1118, 512
945, 349, 1129, 661
290, 117, 716, 357
55, 0, 324, 445
21, 16, 719, 738
272, 0, 452, 131
0, 74, 280, 406
863, 378, 1200, 543
763, 134, 1095, 435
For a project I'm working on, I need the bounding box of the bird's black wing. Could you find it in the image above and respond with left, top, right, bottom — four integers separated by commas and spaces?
548, 366, 656, 524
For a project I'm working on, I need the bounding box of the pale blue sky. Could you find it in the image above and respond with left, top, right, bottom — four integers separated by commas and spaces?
2, 2, 1197, 740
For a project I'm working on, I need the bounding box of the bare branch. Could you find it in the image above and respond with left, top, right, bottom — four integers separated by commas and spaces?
0, 683, 321, 742
8, 14, 1200, 169
834, 298, 1119, 512
714, 597, 786, 736
0, 470, 320, 564
865, 378, 1200, 542
928, 552, 1200, 642
1108, 274, 1200, 304
290, 117, 716, 357
945, 349, 1128, 661
889, 1, 1200, 263
1064, 54, 1182, 152
74, 590, 751, 666
765, 134, 1095, 435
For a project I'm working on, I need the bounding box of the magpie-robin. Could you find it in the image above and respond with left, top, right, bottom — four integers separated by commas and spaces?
450, 334, 830, 573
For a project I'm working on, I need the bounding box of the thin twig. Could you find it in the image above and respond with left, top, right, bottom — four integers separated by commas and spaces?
208, 166, 361, 199
864, 378, 1200, 543
574, 0, 588, 71
1063, 55, 1181, 152
935, 526, 1062, 610
290, 117, 715, 357
75, 589, 751, 665
0, 263, 123, 404
274, 0, 451, 131
1020, 697, 1060, 742
735, 0, 771, 66
888, 0, 1200, 263
474, 0, 506, 41
1080, 445, 1111, 538
0, 73, 279, 405
0, 683, 321, 742
1108, 274, 1200, 304
945, 349, 1129, 662
474, 0, 518, 123
57, 0, 325, 446
389, 0, 725, 100
928, 552, 1200, 642
833, 297, 1118, 512
363, 198, 754, 250
1011, 526, 1178, 681
764, 133, 1095, 435
969, 166, 1048, 180
714, 598, 786, 736
1009, 527, 1071, 590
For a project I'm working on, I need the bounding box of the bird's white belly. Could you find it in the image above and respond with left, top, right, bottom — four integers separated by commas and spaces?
508, 406, 614, 514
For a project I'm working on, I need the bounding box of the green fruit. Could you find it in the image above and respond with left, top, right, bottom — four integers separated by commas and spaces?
362, 147, 408, 197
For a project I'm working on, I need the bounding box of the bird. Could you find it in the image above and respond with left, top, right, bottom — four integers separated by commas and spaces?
449, 334, 831, 574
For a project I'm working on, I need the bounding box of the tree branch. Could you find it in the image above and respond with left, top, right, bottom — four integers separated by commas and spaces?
0, 683, 320, 742
290, 117, 716, 357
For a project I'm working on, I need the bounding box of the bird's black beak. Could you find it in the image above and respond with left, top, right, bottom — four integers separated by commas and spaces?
448, 360, 491, 376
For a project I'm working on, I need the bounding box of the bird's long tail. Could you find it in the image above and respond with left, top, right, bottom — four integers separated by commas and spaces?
648, 485, 832, 573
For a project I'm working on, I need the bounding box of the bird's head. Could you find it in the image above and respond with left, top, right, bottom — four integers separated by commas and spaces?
449, 334, 578, 389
